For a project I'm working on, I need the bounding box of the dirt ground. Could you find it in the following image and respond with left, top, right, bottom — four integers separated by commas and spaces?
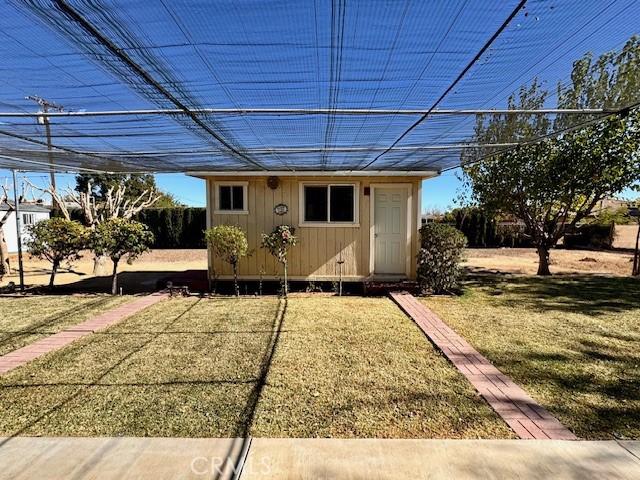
1, 247, 636, 291
466, 248, 636, 276
1, 249, 208, 291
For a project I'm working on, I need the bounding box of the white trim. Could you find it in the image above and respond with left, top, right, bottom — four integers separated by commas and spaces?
298, 181, 360, 227
191, 170, 437, 178
213, 181, 249, 215
369, 183, 413, 277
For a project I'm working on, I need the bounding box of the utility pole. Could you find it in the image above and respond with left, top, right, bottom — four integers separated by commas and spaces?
26, 96, 64, 190
12, 170, 24, 292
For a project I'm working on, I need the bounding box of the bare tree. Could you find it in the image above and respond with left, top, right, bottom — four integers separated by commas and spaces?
0, 183, 14, 277
28, 180, 160, 274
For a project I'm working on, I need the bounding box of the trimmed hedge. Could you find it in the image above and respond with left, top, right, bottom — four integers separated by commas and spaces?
54, 207, 207, 248
564, 223, 615, 249
134, 208, 206, 248
440, 208, 532, 248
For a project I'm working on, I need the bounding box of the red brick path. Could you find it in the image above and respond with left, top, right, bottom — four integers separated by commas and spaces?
0, 292, 168, 375
390, 291, 577, 440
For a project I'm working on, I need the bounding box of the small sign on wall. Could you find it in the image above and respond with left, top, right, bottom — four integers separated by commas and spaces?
274, 203, 288, 216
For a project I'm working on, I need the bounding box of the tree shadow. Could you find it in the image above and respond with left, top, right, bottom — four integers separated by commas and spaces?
462, 273, 640, 315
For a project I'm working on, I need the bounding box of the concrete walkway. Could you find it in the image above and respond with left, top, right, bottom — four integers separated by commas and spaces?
389, 291, 577, 440
0, 437, 638, 479
0, 292, 168, 375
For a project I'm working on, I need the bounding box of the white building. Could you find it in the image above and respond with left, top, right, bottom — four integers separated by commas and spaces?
0, 202, 50, 253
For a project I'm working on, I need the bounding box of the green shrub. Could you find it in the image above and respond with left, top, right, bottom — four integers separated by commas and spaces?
26, 218, 88, 288
205, 225, 249, 296
91, 218, 154, 294
417, 223, 467, 294
261, 225, 297, 297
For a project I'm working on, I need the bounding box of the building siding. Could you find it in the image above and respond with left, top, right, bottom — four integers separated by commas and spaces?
206, 175, 422, 280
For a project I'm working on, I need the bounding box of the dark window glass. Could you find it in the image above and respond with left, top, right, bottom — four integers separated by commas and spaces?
330, 185, 355, 222
304, 186, 328, 222
219, 186, 232, 210
219, 185, 244, 210
232, 186, 244, 210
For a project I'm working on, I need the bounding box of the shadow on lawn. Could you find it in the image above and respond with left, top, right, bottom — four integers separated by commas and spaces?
0, 298, 203, 448
0, 297, 113, 351
463, 273, 640, 316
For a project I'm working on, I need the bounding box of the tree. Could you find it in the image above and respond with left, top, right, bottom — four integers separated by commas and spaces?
30, 177, 161, 275
0, 184, 14, 278
25, 218, 87, 288
90, 218, 154, 294
205, 225, 248, 296
462, 39, 640, 275
76, 174, 156, 202
261, 225, 297, 297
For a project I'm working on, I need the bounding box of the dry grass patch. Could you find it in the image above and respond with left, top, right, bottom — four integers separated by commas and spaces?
421, 275, 640, 440
0, 295, 514, 439
0, 297, 280, 437
252, 297, 513, 439
0, 295, 129, 356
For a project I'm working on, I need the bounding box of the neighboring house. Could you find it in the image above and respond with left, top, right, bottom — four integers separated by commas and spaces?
0, 202, 50, 253
195, 173, 430, 282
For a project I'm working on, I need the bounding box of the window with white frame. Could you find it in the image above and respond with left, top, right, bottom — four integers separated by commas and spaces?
215, 182, 248, 214
22, 213, 36, 225
300, 183, 358, 224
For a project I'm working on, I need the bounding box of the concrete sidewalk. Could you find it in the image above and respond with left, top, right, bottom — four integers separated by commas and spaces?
0, 437, 638, 479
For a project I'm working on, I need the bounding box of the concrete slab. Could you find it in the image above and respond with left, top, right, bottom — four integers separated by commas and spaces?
0, 437, 248, 480
242, 439, 640, 480
619, 441, 640, 460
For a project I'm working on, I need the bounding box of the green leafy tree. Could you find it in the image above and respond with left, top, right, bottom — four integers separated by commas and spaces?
261, 225, 297, 297
205, 225, 249, 296
26, 218, 87, 288
90, 218, 154, 294
463, 38, 640, 275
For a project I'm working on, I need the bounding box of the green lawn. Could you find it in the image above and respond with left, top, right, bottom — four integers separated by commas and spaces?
0, 295, 129, 356
0, 296, 512, 438
421, 275, 640, 440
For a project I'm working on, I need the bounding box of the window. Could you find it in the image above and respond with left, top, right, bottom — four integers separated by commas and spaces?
301, 183, 358, 225
22, 213, 36, 225
215, 182, 248, 214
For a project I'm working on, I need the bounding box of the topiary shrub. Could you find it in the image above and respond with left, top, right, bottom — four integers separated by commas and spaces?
261, 225, 297, 297
205, 225, 249, 296
417, 223, 467, 294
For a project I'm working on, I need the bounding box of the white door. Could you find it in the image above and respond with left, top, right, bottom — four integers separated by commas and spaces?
374, 187, 407, 274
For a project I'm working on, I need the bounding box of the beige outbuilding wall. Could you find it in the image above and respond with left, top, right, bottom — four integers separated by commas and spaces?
204, 175, 424, 281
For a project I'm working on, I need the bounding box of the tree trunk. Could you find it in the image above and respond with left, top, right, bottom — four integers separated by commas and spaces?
283, 261, 288, 297
49, 260, 59, 289
93, 254, 109, 276
632, 221, 640, 277
111, 259, 119, 295
536, 245, 552, 276
232, 261, 239, 297
0, 228, 10, 277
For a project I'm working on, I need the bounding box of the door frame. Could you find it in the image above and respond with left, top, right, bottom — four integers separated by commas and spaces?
369, 183, 413, 277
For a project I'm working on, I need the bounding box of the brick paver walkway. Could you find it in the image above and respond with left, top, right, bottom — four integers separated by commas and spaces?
0, 292, 168, 375
390, 291, 577, 440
